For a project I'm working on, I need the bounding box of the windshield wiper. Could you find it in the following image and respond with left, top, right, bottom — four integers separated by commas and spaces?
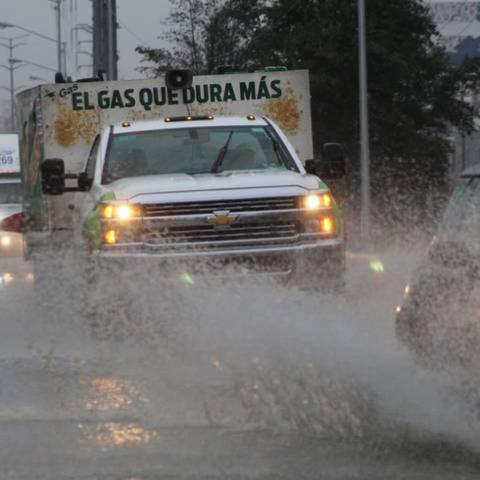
211, 131, 234, 173
264, 128, 283, 166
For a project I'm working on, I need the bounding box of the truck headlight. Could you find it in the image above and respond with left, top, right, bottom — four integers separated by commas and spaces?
101, 203, 142, 220
303, 193, 332, 210
0, 235, 12, 248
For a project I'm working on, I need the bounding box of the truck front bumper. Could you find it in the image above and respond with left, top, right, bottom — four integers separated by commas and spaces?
91, 238, 344, 279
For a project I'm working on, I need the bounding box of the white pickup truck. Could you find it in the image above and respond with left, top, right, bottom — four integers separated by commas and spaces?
18, 70, 345, 288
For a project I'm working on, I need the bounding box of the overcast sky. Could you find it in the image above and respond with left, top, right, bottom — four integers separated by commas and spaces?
0, 0, 171, 103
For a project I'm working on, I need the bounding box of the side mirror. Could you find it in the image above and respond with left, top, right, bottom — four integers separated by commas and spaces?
320, 143, 346, 179
41, 158, 65, 195
304, 144, 346, 179
78, 172, 93, 192
305, 159, 318, 175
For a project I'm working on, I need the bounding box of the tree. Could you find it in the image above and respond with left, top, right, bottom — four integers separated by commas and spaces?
203, 0, 267, 72
136, 0, 267, 75
137, 0, 480, 240
135, 46, 179, 78
239, 0, 480, 239
137, 0, 220, 75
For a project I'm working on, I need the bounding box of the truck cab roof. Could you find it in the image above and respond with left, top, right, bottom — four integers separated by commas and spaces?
111, 115, 269, 134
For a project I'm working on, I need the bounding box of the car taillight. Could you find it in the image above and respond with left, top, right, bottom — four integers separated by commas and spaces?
0, 212, 23, 234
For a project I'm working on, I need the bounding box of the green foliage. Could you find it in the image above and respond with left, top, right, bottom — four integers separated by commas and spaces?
136, 0, 267, 75
137, 0, 480, 238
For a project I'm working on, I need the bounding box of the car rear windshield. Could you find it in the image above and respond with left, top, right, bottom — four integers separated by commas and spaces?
0, 182, 22, 204
102, 125, 298, 183
441, 177, 480, 253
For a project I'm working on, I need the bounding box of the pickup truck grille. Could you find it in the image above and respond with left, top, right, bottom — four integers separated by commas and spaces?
142, 221, 300, 249
143, 196, 297, 217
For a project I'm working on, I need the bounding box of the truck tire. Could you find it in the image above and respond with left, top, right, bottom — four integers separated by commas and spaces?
32, 246, 89, 322
84, 263, 158, 343
294, 245, 346, 294
84, 264, 187, 344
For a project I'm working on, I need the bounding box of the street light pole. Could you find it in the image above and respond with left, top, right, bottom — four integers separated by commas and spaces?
0, 21, 63, 74
29, 75, 49, 83
51, 0, 63, 74
9, 58, 14, 128
0, 35, 28, 131
358, 0, 371, 244
10, 58, 57, 73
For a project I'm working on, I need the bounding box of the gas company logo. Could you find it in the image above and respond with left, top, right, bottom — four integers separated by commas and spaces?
207, 211, 239, 227
45, 85, 79, 99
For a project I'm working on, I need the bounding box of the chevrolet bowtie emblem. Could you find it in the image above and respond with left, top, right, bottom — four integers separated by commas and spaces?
207, 210, 239, 226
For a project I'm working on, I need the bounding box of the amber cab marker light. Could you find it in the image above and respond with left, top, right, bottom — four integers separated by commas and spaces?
247, 114, 256, 120
121, 121, 131, 128
165, 117, 172, 123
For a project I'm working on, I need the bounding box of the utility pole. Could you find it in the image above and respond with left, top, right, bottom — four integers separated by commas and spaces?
0, 35, 28, 131
50, 0, 64, 74
73, 26, 93, 77
0, 22, 64, 78
358, 0, 371, 244
93, 0, 117, 79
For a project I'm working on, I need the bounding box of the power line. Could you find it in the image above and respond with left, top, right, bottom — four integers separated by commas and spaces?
455, 17, 477, 37
428, 0, 480, 35
0, 35, 28, 130
437, 15, 477, 35
118, 19, 150, 47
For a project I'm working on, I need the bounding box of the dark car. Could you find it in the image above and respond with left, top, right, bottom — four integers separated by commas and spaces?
395, 164, 480, 367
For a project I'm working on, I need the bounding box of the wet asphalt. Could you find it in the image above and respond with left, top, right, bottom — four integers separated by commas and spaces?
0, 251, 480, 479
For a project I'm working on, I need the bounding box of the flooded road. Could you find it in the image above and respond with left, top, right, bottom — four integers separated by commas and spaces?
1, 248, 480, 479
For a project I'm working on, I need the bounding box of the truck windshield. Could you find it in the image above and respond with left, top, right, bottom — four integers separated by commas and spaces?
440, 177, 480, 254
102, 126, 298, 183
0, 181, 22, 204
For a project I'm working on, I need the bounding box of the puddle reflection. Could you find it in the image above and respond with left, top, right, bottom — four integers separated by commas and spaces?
80, 376, 148, 412
78, 421, 159, 451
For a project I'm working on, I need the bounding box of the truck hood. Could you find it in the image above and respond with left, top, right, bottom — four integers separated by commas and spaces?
109, 171, 326, 203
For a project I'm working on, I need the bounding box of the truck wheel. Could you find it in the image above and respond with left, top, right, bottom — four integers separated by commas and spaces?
32, 251, 67, 319
84, 265, 123, 341
33, 247, 90, 322
310, 270, 346, 295
395, 306, 434, 366
295, 247, 346, 294
84, 264, 152, 343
